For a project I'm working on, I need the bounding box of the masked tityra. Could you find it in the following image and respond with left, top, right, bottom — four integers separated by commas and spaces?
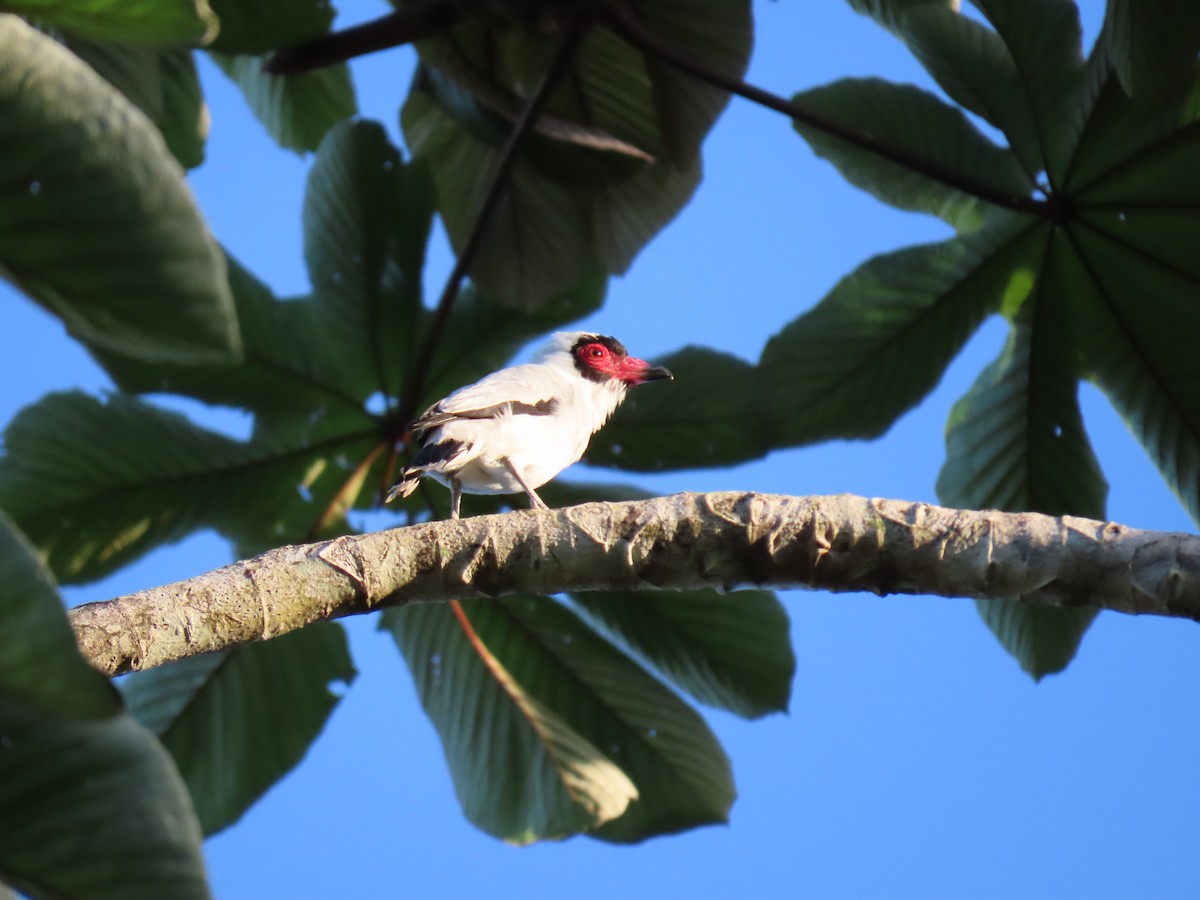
386, 331, 673, 518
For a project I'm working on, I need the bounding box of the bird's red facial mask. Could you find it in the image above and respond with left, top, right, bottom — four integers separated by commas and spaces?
575, 340, 673, 386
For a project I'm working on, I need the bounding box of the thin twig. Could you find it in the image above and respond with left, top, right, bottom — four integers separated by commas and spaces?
606, 2, 1046, 217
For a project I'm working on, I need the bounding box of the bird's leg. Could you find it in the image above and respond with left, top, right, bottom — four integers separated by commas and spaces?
502, 458, 549, 510
449, 477, 463, 520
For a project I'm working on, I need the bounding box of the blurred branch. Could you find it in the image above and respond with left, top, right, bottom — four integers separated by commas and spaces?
606, 2, 1046, 216
72, 492, 1200, 676
264, 1, 461, 74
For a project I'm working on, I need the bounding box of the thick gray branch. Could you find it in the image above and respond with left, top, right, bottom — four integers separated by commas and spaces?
69, 492, 1200, 676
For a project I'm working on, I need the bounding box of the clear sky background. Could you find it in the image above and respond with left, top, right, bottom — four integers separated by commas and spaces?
6, 1, 1200, 897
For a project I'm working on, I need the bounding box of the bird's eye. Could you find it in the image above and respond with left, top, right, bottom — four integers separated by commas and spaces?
587, 344, 606, 359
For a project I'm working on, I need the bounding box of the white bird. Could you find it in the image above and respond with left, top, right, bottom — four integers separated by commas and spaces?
386, 331, 673, 518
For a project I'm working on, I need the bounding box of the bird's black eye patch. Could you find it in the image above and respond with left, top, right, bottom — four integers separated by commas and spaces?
571, 334, 626, 381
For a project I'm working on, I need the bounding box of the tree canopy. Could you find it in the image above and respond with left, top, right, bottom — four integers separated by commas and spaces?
3, 0, 1200, 895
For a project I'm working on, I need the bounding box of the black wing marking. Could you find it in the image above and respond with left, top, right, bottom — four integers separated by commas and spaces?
409, 437, 466, 470
412, 398, 559, 433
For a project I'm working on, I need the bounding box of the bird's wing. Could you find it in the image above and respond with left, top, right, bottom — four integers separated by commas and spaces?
412, 365, 565, 433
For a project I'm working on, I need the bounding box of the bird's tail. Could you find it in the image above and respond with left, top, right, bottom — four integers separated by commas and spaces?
384, 470, 421, 504
385, 438, 464, 504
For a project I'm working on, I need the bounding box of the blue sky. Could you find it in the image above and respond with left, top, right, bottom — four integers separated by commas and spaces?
7, 1, 1200, 897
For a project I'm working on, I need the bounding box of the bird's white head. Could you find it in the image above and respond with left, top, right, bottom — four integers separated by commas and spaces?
535, 331, 674, 386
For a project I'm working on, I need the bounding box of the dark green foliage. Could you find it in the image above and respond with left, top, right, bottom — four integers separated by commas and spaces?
3, 0, 1200, 885
0, 515, 208, 897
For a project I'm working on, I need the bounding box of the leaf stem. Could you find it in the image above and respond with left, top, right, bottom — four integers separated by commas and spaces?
307, 441, 387, 540
606, 2, 1046, 217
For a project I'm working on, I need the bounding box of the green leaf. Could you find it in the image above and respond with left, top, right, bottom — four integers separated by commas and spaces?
588, 346, 772, 471
403, 19, 706, 309
121, 623, 356, 835
792, 77, 1029, 230
972, 600, 1098, 682
383, 600, 637, 843
938, 264, 1108, 518
937, 263, 1106, 678
967, 0, 1084, 183
384, 596, 734, 844
1061, 221, 1200, 523
0, 511, 119, 718
402, 82, 593, 309
1099, 0, 1200, 97
1064, 63, 1200, 201
866, 0, 1077, 182
0, 700, 208, 899
421, 267, 607, 405
303, 120, 433, 399
0, 391, 377, 582
157, 48, 207, 167
94, 255, 377, 420
759, 218, 1040, 446
59, 37, 207, 169
210, 52, 355, 153
632, 0, 750, 167
206, 0, 334, 55
5, 0, 217, 46
847, 0, 955, 20
0, 17, 239, 363
571, 589, 793, 719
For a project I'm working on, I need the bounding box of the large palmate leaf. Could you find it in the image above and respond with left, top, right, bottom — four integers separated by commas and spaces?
5, 0, 217, 45
384, 596, 734, 844
383, 599, 638, 843
89, 122, 447, 541
61, 36, 207, 169
0, 516, 207, 897
0, 701, 209, 899
211, 52, 355, 153
402, 0, 748, 307
937, 269, 1106, 678
0, 391, 377, 582
0, 513, 117, 719
122, 623, 356, 835
205, 0, 334, 55
758, 219, 1041, 447
857, 0, 1082, 182
94, 256, 376, 417
0, 17, 238, 363
589, 346, 775, 471
421, 267, 608, 405
402, 82, 610, 310
792, 77, 1028, 231
1098, 0, 1200, 97
302, 119, 432, 399
570, 588, 794, 718
785, 2, 1200, 672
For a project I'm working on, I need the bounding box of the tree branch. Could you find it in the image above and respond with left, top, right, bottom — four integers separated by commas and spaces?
70, 492, 1200, 677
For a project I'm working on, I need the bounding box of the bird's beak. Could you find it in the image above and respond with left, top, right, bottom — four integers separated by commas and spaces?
621, 357, 673, 384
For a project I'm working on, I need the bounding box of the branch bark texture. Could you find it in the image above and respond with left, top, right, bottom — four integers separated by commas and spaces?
70, 492, 1200, 676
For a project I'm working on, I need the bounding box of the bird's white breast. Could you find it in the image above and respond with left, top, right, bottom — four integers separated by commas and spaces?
427, 367, 626, 495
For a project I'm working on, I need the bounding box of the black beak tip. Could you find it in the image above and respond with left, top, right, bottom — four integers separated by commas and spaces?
646, 365, 673, 382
